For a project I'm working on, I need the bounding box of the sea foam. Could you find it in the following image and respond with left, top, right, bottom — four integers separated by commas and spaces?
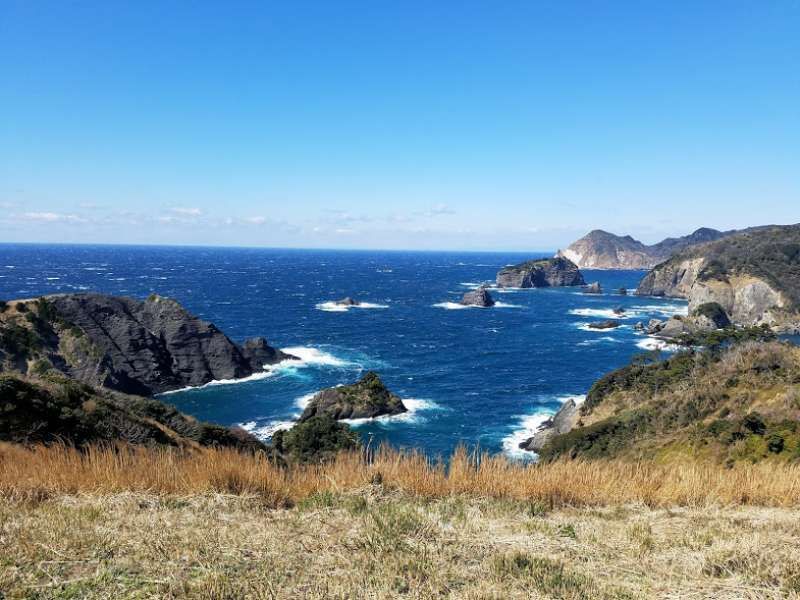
316, 301, 389, 312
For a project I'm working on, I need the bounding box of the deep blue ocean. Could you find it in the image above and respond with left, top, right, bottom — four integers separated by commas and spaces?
0, 244, 688, 458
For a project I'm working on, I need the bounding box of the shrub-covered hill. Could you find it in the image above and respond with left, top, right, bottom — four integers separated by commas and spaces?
0, 372, 265, 451
539, 341, 800, 464
637, 224, 800, 329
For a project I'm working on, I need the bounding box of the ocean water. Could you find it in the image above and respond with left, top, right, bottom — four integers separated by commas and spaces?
0, 244, 687, 458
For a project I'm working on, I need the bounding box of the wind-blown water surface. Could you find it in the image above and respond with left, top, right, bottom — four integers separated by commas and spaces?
0, 244, 686, 458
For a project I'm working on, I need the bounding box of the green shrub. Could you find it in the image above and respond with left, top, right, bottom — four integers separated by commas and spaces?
273, 416, 359, 463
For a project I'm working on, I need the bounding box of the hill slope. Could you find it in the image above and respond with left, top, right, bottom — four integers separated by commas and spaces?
636, 224, 800, 329
558, 227, 730, 269
539, 341, 800, 464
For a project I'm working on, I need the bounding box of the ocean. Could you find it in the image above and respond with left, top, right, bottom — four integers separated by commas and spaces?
0, 244, 687, 458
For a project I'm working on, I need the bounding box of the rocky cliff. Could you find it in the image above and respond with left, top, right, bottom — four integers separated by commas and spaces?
496, 257, 585, 288
558, 228, 729, 269
0, 293, 294, 395
637, 225, 800, 330
518, 397, 581, 453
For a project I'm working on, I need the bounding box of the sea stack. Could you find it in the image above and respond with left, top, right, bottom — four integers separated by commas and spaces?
496, 257, 585, 288
460, 287, 495, 307
299, 372, 407, 421
584, 282, 602, 294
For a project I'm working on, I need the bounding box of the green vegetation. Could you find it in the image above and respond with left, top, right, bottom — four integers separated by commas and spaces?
273, 415, 360, 463
545, 341, 800, 463
674, 324, 776, 349
0, 372, 265, 451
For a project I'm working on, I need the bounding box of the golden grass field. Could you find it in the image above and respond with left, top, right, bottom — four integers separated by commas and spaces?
3, 443, 800, 598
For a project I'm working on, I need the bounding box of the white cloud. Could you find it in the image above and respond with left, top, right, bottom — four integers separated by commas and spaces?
169, 207, 203, 216
20, 211, 87, 223
244, 216, 267, 225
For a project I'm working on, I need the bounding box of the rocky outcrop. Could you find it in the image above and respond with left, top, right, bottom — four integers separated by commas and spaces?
496, 257, 585, 288
336, 297, 360, 306
300, 372, 407, 422
460, 288, 495, 307
637, 225, 800, 330
519, 398, 581, 453
583, 282, 602, 294
587, 320, 620, 330
557, 228, 731, 270
0, 293, 294, 396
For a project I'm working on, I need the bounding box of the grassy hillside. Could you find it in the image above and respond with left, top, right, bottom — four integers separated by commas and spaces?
2, 445, 800, 598
540, 341, 800, 464
0, 373, 264, 451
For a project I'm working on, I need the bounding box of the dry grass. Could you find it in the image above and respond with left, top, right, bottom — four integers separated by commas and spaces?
4, 443, 800, 508
3, 491, 800, 598
4, 444, 800, 597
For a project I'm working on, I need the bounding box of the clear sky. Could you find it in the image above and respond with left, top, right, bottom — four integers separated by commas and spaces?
1, 1, 798, 250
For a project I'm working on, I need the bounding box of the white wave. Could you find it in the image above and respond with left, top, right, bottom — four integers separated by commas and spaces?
494, 301, 523, 308
569, 308, 624, 319
502, 395, 585, 461
239, 419, 295, 439
433, 302, 471, 310
343, 398, 441, 426
316, 301, 389, 312
630, 303, 688, 318
159, 369, 279, 394
578, 336, 622, 346
280, 346, 352, 368
636, 337, 680, 351
294, 391, 320, 410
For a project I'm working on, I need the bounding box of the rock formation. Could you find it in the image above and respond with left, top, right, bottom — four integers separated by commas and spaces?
583, 282, 602, 294
587, 320, 620, 330
336, 297, 360, 306
496, 257, 585, 288
0, 293, 294, 396
299, 372, 407, 422
518, 398, 581, 452
460, 287, 495, 307
636, 225, 800, 330
557, 228, 731, 270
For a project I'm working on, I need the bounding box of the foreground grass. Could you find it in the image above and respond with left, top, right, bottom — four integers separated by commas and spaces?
3, 491, 800, 598
4, 443, 800, 508
4, 444, 800, 597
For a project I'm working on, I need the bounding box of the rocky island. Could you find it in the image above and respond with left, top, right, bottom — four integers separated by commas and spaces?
299, 371, 407, 421
0, 293, 295, 396
496, 256, 584, 288
460, 287, 495, 307
637, 224, 800, 331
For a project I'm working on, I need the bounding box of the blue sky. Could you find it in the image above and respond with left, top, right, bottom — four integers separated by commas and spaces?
1, 1, 798, 250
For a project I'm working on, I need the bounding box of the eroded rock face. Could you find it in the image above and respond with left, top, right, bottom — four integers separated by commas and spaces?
496, 257, 585, 288
519, 398, 581, 453
636, 225, 800, 329
299, 372, 407, 422
460, 288, 495, 307
20, 293, 293, 395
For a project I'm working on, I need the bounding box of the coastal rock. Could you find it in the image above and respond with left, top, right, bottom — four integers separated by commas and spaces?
0, 293, 293, 396
587, 320, 620, 330
336, 297, 360, 306
583, 282, 602, 294
496, 257, 585, 288
460, 288, 495, 307
299, 372, 407, 422
617, 288, 628, 296
646, 319, 665, 334
613, 306, 626, 315
519, 398, 580, 452
636, 225, 800, 328
656, 316, 689, 339
557, 228, 730, 270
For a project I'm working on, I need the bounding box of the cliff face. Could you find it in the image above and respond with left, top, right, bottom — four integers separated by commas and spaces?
0, 293, 292, 395
558, 228, 729, 269
496, 257, 585, 288
637, 225, 800, 329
